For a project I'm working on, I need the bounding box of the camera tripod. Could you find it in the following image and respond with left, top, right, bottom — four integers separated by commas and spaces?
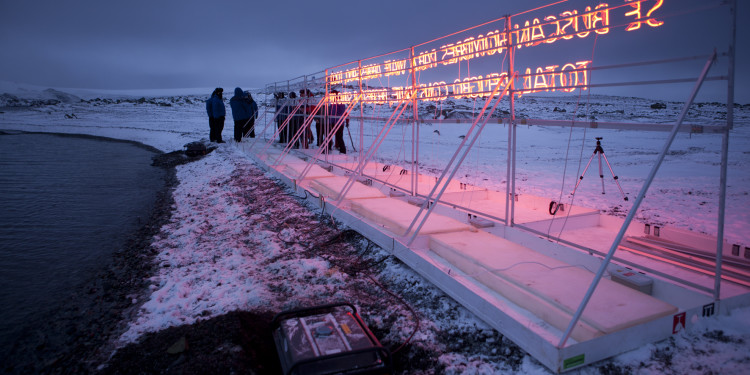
571, 137, 628, 201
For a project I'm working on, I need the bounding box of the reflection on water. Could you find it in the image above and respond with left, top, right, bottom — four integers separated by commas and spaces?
0, 132, 165, 354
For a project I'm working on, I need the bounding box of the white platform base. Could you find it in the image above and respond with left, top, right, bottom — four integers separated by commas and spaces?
244, 145, 750, 373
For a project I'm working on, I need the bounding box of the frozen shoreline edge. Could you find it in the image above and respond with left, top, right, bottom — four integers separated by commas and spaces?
1, 131, 183, 373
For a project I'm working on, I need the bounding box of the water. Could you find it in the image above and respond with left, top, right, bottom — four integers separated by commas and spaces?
0, 132, 166, 353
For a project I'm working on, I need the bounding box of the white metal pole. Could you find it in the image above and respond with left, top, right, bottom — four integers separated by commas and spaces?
505, 15, 515, 226
359, 60, 364, 160
325, 68, 329, 155
303, 75, 308, 149
411, 47, 418, 196
714, 0, 736, 301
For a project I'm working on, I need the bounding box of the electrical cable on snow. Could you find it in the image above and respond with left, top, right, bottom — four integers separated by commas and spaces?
365, 274, 420, 355
267, 187, 421, 354
303, 227, 421, 355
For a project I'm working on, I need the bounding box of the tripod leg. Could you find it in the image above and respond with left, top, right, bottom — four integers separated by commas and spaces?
598, 153, 604, 194
572, 153, 596, 197
601, 153, 629, 201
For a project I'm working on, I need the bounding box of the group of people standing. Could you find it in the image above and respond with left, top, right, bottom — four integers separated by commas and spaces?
205, 87, 258, 143
274, 89, 349, 154
274, 90, 314, 149
206, 86, 350, 153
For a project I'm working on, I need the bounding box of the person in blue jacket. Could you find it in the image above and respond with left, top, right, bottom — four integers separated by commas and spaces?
229, 87, 257, 142
205, 87, 226, 143
330, 89, 349, 154
275, 92, 286, 143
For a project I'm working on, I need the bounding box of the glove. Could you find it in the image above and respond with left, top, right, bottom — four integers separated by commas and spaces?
345, 119, 350, 127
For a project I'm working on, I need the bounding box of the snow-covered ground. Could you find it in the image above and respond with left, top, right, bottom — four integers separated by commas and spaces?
2, 82, 749, 373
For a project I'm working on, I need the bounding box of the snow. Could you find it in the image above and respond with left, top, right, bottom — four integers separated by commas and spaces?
2, 83, 749, 373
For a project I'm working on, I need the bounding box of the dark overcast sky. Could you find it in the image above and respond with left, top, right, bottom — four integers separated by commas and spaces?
0, 0, 746, 102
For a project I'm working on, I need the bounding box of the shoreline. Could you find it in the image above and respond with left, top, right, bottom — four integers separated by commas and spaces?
1, 141, 187, 374
0, 129, 165, 154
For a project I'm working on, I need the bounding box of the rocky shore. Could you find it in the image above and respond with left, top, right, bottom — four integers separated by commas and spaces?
2, 151, 189, 374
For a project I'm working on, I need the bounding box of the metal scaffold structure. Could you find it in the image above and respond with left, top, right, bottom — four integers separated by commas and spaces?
244, 0, 745, 372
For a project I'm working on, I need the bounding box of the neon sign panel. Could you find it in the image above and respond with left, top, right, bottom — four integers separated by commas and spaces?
326, 0, 665, 102
329, 59, 591, 105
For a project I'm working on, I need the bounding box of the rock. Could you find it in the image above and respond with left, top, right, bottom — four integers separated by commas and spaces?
651, 102, 667, 109
167, 336, 188, 354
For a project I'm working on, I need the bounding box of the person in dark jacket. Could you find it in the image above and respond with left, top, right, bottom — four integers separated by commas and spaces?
229, 87, 256, 142
244, 91, 258, 139
275, 92, 286, 143
205, 87, 226, 143
330, 90, 348, 154
299, 89, 314, 148
288, 91, 300, 148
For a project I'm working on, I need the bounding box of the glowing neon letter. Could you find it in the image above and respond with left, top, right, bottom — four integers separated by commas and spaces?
522, 67, 535, 95
593, 3, 610, 35
544, 15, 559, 44
529, 18, 546, 46
625, 0, 644, 31
545, 65, 559, 91
559, 10, 578, 40
626, 0, 664, 31
515, 23, 531, 48
577, 7, 592, 38
645, 0, 665, 27
534, 67, 549, 91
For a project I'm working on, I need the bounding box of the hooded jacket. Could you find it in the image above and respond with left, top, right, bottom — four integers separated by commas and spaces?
230, 87, 255, 121
206, 90, 226, 118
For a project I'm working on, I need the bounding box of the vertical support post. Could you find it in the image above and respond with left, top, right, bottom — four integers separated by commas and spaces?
303, 76, 308, 149
415, 90, 420, 197
325, 69, 330, 162
504, 14, 516, 227
714, 0, 737, 301
272, 82, 278, 140
286, 80, 291, 149
410, 46, 418, 196
359, 60, 364, 162
359, 85, 364, 167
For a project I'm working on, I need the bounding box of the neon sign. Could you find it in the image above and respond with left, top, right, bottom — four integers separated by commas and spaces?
329, 59, 591, 104
384, 59, 408, 77
625, 0, 665, 31
521, 61, 592, 95
326, 0, 664, 100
